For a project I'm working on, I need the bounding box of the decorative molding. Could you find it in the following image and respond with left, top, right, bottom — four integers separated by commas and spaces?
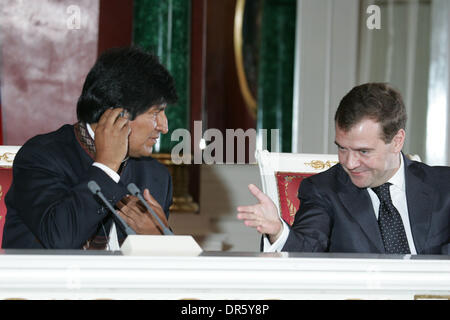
0, 152, 16, 164
414, 294, 450, 300
304, 160, 338, 170
0, 146, 21, 168
233, 0, 257, 117
0, 252, 448, 299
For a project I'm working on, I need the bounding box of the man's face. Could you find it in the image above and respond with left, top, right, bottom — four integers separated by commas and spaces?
128, 104, 168, 158
335, 118, 404, 188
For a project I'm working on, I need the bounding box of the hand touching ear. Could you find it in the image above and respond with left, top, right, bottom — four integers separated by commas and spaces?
94, 108, 131, 172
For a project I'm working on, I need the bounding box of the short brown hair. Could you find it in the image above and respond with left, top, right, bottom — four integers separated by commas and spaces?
334, 83, 407, 143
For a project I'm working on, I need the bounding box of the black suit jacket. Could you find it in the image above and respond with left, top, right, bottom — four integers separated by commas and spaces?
282, 154, 450, 254
2, 124, 173, 249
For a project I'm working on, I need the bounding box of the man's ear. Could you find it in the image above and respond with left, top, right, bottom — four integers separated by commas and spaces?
391, 129, 405, 152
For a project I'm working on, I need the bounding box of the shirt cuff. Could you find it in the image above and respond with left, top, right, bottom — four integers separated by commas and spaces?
92, 162, 120, 183
263, 219, 290, 252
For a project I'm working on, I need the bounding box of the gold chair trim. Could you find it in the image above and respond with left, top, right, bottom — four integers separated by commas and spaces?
304, 160, 338, 170
0, 152, 16, 164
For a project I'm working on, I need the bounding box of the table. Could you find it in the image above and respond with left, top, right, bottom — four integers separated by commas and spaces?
0, 250, 449, 300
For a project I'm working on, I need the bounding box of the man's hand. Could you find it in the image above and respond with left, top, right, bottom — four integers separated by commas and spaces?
94, 108, 130, 172
237, 184, 283, 243
116, 189, 168, 235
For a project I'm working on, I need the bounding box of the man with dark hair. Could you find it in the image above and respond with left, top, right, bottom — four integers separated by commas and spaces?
238, 83, 449, 254
2, 46, 178, 249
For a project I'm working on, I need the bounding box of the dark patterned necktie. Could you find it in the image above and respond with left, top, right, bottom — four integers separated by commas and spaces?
371, 183, 410, 254
75, 122, 128, 250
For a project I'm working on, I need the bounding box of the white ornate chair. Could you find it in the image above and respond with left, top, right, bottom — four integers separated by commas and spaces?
255, 149, 338, 226
0, 146, 21, 247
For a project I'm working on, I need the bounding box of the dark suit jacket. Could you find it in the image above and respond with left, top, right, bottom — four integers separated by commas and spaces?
282, 154, 450, 254
2, 124, 173, 249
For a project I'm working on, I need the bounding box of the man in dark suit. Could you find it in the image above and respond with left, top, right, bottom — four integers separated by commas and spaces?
238, 83, 449, 254
2, 46, 177, 249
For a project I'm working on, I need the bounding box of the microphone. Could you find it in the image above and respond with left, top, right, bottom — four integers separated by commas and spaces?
87, 180, 136, 235
127, 183, 174, 235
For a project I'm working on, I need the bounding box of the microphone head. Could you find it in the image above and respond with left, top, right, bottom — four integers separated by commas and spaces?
127, 183, 141, 196
87, 180, 101, 194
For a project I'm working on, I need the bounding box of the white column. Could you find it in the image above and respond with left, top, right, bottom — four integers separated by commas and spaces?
426, 0, 450, 166
292, 0, 359, 154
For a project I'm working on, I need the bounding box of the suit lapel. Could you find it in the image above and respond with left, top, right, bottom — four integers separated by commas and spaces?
404, 157, 433, 254
336, 168, 385, 253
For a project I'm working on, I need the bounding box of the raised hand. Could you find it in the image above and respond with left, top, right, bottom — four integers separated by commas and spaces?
237, 184, 283, 243
94, 108, 131, 172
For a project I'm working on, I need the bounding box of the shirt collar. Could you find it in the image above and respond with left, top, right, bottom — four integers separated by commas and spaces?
387, 153, 405, 192
86, 123, 95, 140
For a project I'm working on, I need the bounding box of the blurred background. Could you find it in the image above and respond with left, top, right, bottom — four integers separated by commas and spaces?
1, 0, 449, 251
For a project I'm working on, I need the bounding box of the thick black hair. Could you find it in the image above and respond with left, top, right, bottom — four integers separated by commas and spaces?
76, 46, 178, 123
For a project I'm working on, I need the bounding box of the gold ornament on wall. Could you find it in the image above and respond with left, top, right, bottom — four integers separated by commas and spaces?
234, 0, 261, 118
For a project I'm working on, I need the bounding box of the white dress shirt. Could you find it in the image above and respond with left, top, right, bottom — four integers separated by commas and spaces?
264, 154, 417, 254
86, 123, 121, 251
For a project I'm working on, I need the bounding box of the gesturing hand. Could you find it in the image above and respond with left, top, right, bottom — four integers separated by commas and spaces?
94, 108, 130, 172
237, 184, 283, 243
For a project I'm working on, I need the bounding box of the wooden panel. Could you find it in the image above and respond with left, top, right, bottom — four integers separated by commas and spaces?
97, 0, 134, 55
189, 0, 208, 204
205, 0, 256, 163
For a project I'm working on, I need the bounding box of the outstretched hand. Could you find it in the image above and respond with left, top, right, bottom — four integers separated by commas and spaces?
237, 184, 283, 243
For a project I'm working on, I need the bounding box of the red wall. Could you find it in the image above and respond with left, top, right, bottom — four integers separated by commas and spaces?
0, 0, 100, 145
